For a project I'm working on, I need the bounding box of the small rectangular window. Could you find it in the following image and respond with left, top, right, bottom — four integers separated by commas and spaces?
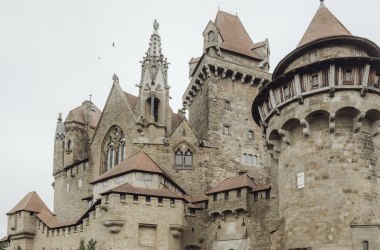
170, 198, 175, 205
120, 194, 126, 201
213, 193, 217, 202
312, 74, 319, 89
248, 130, 254, 140
224, 100, 230, 109
223, 125, 230, 135
133, 195, 138, 202
146, 196, 151, 203
297, 172, 305, 189
237, 188, 241, 198
224, 191, 229, 200
205, 200, 208, 209
158, 197, 163, 204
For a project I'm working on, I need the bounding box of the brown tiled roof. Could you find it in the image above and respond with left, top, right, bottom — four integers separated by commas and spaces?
187, 203, 203, 209
205, 175, 255, 194
185, 194, 209, 203
171, 113, 182, 132
214, 11, 261, 60
101, 183, 183, 199
91, 151, 166, 184
67, 101, 102, 128
7, 192, 53, 215
297, 3, 352, 48
124, 92, 138, 109
252, 184, 271, 192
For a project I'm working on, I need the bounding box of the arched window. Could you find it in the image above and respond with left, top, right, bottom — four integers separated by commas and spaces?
103, 126, 126, 173
174, 143, 193, 169
363, 241, 369, 250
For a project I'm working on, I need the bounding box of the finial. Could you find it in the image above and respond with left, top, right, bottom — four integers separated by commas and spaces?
89, 94, 92, 101
319, 0, 326, 8
153, 19, 159, 31
112, 73, 119, 83
57, 113, 62, 123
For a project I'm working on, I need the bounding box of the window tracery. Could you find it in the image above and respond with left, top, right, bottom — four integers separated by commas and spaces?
174, 143, 193, 169
103, 126, 126, 172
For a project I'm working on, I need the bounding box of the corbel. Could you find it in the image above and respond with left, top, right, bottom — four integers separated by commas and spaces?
232, 71, 237, 81
278, 129, 292, 145
300, 119, 310, 138
353, 112, 365, 133
371, 120, 380, 137
250, 76, 256, 86
241, 74, 246, 83
222, 68, 227, 79
329, 112, 335, 133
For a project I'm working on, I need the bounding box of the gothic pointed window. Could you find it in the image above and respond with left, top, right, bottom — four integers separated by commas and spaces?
174, 143, 193, 169
103, 126, 126, 173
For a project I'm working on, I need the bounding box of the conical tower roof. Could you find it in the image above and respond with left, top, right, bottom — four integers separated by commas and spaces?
297, 1, 352, 48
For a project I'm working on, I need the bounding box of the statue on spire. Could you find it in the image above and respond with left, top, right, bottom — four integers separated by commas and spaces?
153, 19, 159, 31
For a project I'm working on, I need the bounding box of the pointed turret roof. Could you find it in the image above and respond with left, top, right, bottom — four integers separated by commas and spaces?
214, 10, 261, 60
65, 100, 102, 128
297, 2, 352, 48
7, 191, 53, 215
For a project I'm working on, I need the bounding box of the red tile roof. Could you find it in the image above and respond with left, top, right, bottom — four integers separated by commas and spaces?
205, 175, 255, 194
7, 191, 54, 215
214, 11, 261, 60
184, 194, 209, 203
101, 183, 183, 199
91, 151, 167, 184
297, 3, 352, 48
124, 92, 138, 109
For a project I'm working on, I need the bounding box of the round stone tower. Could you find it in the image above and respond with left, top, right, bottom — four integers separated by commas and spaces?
252, 2, 380, 249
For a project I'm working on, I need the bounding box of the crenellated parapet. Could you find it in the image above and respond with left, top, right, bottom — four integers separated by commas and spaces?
183, 58, 271, 108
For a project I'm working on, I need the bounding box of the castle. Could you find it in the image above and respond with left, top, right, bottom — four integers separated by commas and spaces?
1, 1, 379, 249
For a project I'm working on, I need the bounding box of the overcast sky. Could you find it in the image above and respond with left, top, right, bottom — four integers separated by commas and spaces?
0, 0, 379, 237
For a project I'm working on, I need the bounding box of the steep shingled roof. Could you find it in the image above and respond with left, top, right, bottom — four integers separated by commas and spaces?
214, 10, 261, 60
66, 101, 102, 128
7, 191, 53, 215
205, 175, 255, 194
91, 151, 167, 184
297, 2, 352, 48
101, 183, 183, 199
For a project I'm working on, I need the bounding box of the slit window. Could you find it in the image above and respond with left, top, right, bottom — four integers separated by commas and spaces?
213, 193, 217, 202
224, 100, 230, 109
237, 189, 241, 198
224, 191, 229, 200
223, 125, 230, 135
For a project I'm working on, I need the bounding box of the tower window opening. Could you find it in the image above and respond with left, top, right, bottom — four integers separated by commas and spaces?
223, 125, 230, 135
312, 74, 319, 89
363, 240, 369, 250
224, 100, 230, 109
344, 69, 353, 84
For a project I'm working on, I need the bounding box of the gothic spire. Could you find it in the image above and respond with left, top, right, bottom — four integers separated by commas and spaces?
140, 20, 169, 88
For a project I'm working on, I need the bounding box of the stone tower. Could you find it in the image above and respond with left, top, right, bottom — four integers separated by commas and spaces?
184, 11, 272, 183
252, 2, 380, 249
52, 100, 101, 221
136, 20, 172, 143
